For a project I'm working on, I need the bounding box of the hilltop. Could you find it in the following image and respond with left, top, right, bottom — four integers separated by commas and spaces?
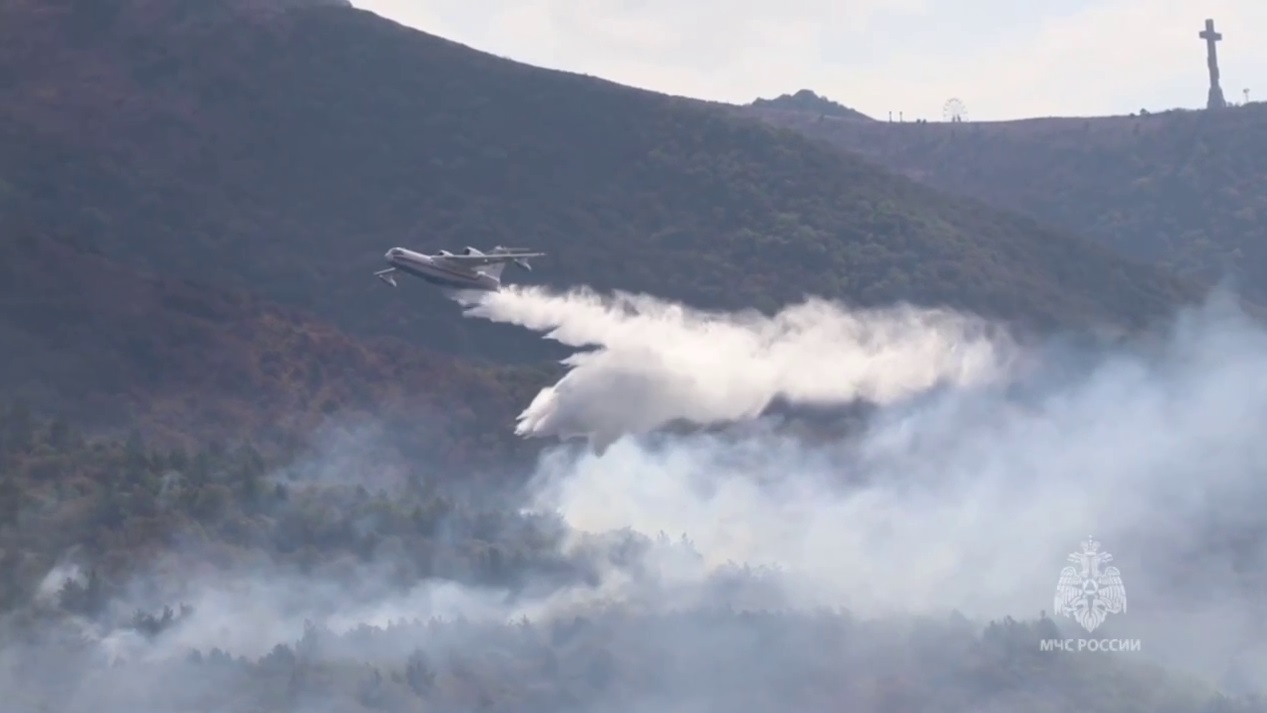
0, 1, 1211, 366
0, 226, 547, 476
743, 103, 1267, 300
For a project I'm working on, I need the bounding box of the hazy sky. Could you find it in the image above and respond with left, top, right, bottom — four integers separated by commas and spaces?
350, 0, 1266, 121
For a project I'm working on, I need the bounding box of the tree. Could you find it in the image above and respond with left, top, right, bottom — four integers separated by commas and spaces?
405, 648, 436, 697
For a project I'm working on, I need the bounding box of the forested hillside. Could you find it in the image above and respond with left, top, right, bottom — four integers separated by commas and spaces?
0, 1, 1207, 366
1, 407, 1262, 713
744, 104, 1267, 300
0, 224, 550, 472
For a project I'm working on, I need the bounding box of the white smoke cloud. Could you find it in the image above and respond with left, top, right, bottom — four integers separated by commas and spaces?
513, 290, 1267, 688
465, 284, 1267, 689
8, 287, 1267, 708
460, 286, 1018, 450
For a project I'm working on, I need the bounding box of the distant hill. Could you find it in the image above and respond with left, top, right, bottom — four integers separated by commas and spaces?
749, 89, 871, 120
0, 1, 1210, 367
742, 103, 1267, 301
0, 226, 546, 475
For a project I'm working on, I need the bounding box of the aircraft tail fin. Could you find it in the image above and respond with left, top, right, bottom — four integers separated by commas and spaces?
491, 246, 538, 271
373, 268, 398, 287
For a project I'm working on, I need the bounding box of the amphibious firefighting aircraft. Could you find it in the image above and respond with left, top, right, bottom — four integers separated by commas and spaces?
373, 245, 545, 291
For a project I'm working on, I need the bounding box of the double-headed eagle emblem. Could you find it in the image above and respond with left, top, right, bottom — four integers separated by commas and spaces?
1053, 537, 1127, 633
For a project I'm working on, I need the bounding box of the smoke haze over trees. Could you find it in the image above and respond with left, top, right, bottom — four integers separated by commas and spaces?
6, 292, 1267, 711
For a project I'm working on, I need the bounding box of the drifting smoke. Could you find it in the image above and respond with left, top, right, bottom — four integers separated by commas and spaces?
6, 289, 1267, 709
462, 286, 1267, 690
460, 286, 1019, 449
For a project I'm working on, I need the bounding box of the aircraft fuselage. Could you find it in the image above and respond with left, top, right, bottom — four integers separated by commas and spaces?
382, 247, 501, 292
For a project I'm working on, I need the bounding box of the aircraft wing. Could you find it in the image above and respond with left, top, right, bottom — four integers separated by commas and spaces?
438, 252, 545, 265
440, 252, 545, 260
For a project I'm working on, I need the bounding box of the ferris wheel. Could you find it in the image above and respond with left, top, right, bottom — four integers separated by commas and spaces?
943, 97, 967, 122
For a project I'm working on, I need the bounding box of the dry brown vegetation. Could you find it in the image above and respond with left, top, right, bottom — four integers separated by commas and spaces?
0, 228, 548, 471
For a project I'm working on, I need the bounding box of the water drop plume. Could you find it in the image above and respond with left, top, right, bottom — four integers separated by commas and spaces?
460, 286, 1017, 449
